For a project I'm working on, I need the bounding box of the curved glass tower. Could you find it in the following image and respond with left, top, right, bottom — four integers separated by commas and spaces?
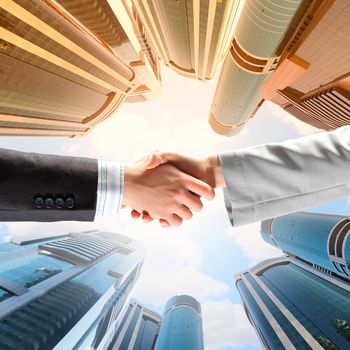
154, 295, 204, 350
236, 257, 350, 350
261, 212, 350, 279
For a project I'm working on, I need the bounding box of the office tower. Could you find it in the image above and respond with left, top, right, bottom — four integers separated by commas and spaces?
259, 0, 350, 131
0, 230, 145, 350
154, 295, 204, 350
261, 212, 350, 280
132, 0, 240, 81
0, 0, 160, 137
210, 0, 305, 135
56, 0, 161, 103
210, 0, 350, 136
107, 298, 161, 350
236, 257, 350, 350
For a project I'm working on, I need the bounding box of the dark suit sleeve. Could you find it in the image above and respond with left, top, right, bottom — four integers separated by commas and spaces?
0, 148, 98, 221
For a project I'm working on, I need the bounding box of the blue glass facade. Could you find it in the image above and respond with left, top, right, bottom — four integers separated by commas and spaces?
236, 258, 350, 350
154, 295, 204, 350
261, 212, 350, 279
107, 299, 161, 350
0, 230, 144, 350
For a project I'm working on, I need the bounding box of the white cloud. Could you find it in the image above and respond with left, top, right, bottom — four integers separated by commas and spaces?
226, 222, 282, 265
264, 101, 319, 136
5, 214, 229, 309
120, 217, 230, 306
202, 299, 259, 350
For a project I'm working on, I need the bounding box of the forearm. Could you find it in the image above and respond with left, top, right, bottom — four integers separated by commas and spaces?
0, 148, 98, 221
218, 126, 350, 225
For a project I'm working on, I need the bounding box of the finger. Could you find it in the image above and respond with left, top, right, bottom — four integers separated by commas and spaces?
131, 210, 141, 219
165, 214, 183, 227
141, 211, 154, 223
184, 176, 215, 200
144, 153, 166, 170
180, 192, 203, 213
173, 205, 193, 221
159, 219, 170, 228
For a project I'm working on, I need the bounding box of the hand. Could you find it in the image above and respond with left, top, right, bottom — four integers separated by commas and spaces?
122, 155, 215, 227
129, 152, 225, 227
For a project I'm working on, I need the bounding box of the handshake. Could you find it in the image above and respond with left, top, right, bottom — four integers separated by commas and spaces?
122, 152, 226, 228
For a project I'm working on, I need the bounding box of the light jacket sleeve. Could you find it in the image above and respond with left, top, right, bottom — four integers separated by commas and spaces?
218, 126, 350, 226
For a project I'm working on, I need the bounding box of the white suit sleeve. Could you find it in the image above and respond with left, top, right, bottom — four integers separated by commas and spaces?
218, 126, 350, 226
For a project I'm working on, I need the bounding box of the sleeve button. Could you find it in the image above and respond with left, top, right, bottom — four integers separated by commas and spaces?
65, 196, 75, 209
45, 197, 54, 209
55, 197, 65, 209
34, 195, 44, 209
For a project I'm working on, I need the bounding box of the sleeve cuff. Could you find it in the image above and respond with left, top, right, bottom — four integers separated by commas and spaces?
95, 160, 124, 218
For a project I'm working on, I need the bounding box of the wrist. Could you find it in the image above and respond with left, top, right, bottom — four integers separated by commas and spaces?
206, 155, 225, 188
122, 165, 139, 208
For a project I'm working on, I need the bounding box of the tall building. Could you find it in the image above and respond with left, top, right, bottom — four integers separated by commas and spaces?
154, 295, 204, 350
132, 0, 241, 81
0, 0, 160, 137
210, 0, 350, 135
56, 0, 162, 103
261, 212, 350, 280
106, 298, 161, 350
236, 256, 350, 350
106, 294, 204, 350
0, 230, 145, 350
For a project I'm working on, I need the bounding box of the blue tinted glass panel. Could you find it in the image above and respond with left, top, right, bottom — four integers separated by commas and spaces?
134, 318, 159, 350
0, 255, 72, 288
262, 263, 350, 349
107, 304, 134, 350
71, 254, 120, 295
236, 279, 284, 349
120, 306, 142, 350
0, 288, 12, 302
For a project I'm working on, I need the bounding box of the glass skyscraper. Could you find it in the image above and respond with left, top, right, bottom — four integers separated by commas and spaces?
0, 230, 145, 350
236, 257, 350, 350
107, 298, 161, 350
261, 212, 350, 280
154, 295, 204, 350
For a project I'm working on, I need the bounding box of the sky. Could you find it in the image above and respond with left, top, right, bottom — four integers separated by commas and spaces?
0, 66, 349, 350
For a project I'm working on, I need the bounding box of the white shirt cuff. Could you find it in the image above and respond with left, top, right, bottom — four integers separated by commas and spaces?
95, 160, 124, 218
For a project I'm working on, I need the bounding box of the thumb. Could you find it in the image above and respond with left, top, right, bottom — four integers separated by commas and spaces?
144, 152, 166, 169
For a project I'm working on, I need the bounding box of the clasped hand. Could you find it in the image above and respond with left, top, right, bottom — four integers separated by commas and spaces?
122, 152, 225, 227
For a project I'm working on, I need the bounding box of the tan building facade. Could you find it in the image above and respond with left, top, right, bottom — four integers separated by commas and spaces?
260, 0, 350, 131
0, 0, 160, 137
132, 0, 241, 81
210, 0, 350, 135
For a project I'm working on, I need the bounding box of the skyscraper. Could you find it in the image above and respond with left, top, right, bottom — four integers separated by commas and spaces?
132, 0, 241, 81
0, 0, 160, 136
56, 0, 162, 103
261, 212, 350, 280
210, 0, 350, 135
154, 295, 204, 350
0, 230, 145, 350
107, 298, 161, 350
236, 256, 350, 350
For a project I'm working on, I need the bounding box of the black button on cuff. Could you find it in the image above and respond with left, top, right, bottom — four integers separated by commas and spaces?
65, 196, 75, 209
34, 195, 44, 209
45, 197, 54, 209
55, 197, 65, 209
